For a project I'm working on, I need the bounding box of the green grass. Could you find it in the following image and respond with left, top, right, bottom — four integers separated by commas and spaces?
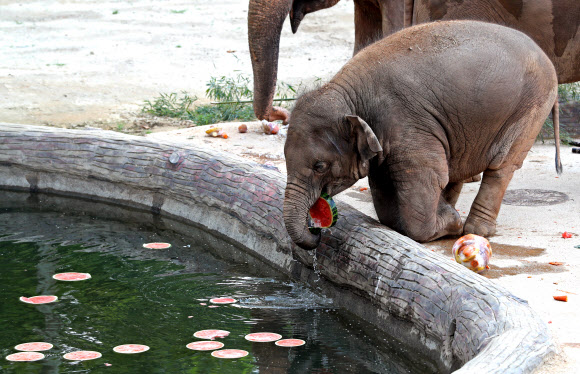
142, 73, 300, 126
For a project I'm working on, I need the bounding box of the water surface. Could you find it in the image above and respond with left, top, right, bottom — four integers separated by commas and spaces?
0, 191, 437, 373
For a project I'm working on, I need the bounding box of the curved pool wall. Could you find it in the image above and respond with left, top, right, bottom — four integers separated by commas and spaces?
0, 123, 556, 373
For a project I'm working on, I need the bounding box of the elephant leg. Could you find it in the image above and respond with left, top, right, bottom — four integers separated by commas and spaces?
353, 0, 383, 54
442, 182, 463, 207
392, 168, 462, 242
371, 150, 462, 242
368, 165, 399, 229
463, 166, 517, 237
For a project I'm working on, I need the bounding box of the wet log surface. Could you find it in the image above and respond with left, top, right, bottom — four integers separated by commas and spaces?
0, 123, 556, 373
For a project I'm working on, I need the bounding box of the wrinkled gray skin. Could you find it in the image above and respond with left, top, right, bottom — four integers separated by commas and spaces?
284, 21, 559, 250
248, 0, 580, 124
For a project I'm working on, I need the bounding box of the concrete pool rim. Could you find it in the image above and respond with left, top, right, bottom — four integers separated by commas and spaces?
0, 123, 557, 373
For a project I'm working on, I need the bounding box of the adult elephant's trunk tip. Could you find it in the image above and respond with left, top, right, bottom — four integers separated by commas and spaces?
248, 0, 292, 124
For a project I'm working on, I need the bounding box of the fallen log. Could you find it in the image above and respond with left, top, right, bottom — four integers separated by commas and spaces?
0, 123, 556, 373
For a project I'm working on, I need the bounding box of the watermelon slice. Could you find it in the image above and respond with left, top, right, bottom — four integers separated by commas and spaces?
244, 332, 282, 342
15, 342, 53, 352
211, 349, 248, 359
186, 341, 224, 351
113, 344, 150, 354
63, 351, 102, 361
193, 330, 230, 340
308, 192, 338, 234
6, 352, 45, 362
209, 297, 236, 304
142, 242, 171, 249
275, 339, 306, 347
19, 296, 58, 304
53, 272, 91, 281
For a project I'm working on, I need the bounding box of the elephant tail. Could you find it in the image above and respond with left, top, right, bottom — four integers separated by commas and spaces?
552, 98, 563, 174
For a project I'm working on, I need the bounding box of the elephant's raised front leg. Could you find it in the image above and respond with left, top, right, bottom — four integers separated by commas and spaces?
371, 153, 462, 242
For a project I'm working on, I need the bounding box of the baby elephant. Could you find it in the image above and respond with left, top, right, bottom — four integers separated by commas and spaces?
284, 20, 561, 249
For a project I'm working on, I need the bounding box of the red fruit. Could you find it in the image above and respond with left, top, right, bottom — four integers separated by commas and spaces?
113, 344, 150, 354
63, 351, 102, 360
15, 342, 53, 352
562, 232, 572, 239
6, 352, 45, 362
308, 193, 338, 230
209, 297, 236, 304
193, 330, 230, 340
211, 349, 248, 359
275, 339, 306, 347
53, 272, 91, 281
244, 332, 282, 342
143, 242, 171, 249
238, 124, 247, 133
20, 295, 58, 304
186, 341, 224, 351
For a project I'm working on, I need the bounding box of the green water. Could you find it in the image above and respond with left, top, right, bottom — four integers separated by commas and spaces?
0, 191, 437, 373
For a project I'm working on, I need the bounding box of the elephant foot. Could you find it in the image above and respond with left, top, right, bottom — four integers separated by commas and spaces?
438, 207, 463, 238
463, 217, 497, 237
268, 106, 290, 125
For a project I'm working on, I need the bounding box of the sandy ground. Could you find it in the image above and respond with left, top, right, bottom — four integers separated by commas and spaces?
2, 1, 580, 372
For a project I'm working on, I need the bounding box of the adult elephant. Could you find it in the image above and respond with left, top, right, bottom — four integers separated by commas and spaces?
248, 0, 580, 124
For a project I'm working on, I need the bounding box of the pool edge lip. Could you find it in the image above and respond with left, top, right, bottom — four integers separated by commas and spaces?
0, 123, 557, 373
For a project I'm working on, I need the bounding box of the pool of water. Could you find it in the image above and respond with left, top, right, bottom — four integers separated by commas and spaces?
0, 191, 437, 373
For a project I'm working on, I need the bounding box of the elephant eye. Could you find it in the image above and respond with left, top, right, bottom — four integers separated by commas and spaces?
313, 161, 329, 173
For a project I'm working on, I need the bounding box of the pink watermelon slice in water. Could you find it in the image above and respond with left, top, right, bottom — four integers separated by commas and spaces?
211, 349, 248, 359
53, 272, 91, 281
5, 352, 45, 362
193, 330, 230, 340
14, 342, 53, 352
209, 297, 236, 304
19, 296, 58, 304
186, 341, 224, 351
113, 344, 150, 354
142, 242, 171, 249
275, 339, 306, 347
63, 351, 102, 361
244, 332, 282, 342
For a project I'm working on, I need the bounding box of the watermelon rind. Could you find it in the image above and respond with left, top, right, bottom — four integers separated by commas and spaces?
308, 192, 338, 233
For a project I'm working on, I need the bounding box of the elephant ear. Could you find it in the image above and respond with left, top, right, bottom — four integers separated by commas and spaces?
346, 115, 382, 162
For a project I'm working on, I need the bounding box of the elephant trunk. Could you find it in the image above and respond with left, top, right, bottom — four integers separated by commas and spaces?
248, 0, 291, 124
283, 178, 321, 250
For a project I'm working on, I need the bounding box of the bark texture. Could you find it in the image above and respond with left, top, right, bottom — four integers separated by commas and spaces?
0, 123, 556, 373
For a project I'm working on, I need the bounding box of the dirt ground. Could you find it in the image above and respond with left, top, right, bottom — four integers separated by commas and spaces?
2, 1, 580, 372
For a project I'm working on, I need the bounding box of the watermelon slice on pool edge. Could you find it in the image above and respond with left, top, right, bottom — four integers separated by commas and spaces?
308, 192, 338, 234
